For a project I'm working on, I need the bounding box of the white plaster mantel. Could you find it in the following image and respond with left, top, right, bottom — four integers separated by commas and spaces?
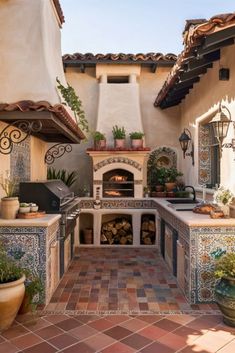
87, 149, 150, 198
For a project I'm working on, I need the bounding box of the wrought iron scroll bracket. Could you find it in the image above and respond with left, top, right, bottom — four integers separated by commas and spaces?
0, 120, 42, 155
44, 143, 72, 164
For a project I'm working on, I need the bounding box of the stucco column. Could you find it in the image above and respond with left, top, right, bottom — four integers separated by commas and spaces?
100, 74, 107, 83
129, 74, 137, 83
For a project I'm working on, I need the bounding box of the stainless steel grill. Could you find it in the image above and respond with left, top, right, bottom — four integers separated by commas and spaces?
19, 180, 80, 277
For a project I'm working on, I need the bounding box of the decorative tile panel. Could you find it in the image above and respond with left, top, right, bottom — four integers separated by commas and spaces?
10, 136, 30, 193
94, 157, 142, 171
198, 124, 211, 185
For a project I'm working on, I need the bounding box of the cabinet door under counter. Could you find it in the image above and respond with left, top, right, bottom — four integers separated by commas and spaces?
160, 219, 178, 277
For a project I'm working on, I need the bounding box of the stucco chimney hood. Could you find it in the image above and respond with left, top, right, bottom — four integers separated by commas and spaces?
0, 0, 84, 143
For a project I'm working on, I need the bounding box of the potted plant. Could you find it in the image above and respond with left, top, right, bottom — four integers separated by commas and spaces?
214, 252, 235, 327
0, 242, 25, 331
112, 125, 126, 149
0, 171, 19, 219
19, 203, 30, 214
129, 131, 144, 149
92, 131, 106, 150
164, 167, 183, 192
18, 273, 43, 314
213, 186, 234, 218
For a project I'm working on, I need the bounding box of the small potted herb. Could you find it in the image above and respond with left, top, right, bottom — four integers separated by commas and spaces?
129, 131, 144, 149
92, 131, 106, 150
0, 171, 19, 219
19, 203, 30, 213
112, 125, 126, 149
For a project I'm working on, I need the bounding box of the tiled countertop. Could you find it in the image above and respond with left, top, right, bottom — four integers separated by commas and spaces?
153, 198, 235, 227
0, 214, 61, 227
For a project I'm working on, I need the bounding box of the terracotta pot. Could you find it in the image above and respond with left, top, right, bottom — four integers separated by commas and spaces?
131, 139, 143, 149
0, 197, 19, 219
229, 205, 235, 218
0, 274, 25, 331
94, 139, 106, 150
215, 276, 235, 327
156, 185, 164, 192
114, 139, 125, 149
165, 182, 176, 192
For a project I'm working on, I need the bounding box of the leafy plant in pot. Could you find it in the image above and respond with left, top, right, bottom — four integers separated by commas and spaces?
0, 242, 25, 331
92, 131, 106, 149
112, 125, 126, 149
214, 252, 235, 327
0, 171, 19, 219
18, 272, 43, 314
164, 167, 183, 192
129, 131, 144, 149
47, 167, 78, 187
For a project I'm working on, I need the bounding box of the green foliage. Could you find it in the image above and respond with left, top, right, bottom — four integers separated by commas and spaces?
0, 245, 24, 284
112, 125, 126, 139
56, 77, 89, 133
0, 170, 18, 197
129, 131, 144, 139
47, 167, 78, 187
214, 253, 235, 278
92, 131, 106, 141
164, 168, 183, 183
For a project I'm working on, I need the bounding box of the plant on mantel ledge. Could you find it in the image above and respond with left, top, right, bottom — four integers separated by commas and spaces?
56, 77, 89, 134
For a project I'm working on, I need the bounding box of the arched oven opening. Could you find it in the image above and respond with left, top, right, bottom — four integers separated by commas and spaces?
103, 169, 134, 198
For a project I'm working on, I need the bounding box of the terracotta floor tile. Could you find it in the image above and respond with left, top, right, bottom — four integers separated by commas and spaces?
72, 315, 100, 324
100, 341, 136, 353
2, 325, 30, 340
10, 332, 43, 349
103, 325, 133, 340
121, 332, 153, 349
0, 341, 20, 353
138, 325, 168, 340
55, 318, 82, 331
60, 341, 95, 353
217, 340, 235, 353
48, 333, 78, 349
22, 341, 57, 353
166, 314, 196, 325
193, 331, 235, 352
0, 336, 5, 344
157, 332, 188, 350
23, 318, 51, 332
88, 318, 115, 331
83, 332, 116, 351
137, 315, 163, 324
140, 341, 175, 353
173, 325, 202, 343
120, 318, 149, 331
154, 318, 181, 331
44, 315, 70, 324
69, 324, 98, 340
105, 315, 130, 325
35, 324, 64, 339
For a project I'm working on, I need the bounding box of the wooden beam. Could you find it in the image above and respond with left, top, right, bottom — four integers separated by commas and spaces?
151, 64, 158, 73
173, 77, 200, 90
204, 26, 235, 48
179, 64, 212, 82
197, 37, 235, 57
187, 50, 220, 71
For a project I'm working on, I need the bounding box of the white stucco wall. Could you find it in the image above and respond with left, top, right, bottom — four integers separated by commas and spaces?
0, 0, 66, 104
180, 45, 235, 193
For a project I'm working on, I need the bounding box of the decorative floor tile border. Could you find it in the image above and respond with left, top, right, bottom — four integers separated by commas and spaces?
38, 309, 221, 316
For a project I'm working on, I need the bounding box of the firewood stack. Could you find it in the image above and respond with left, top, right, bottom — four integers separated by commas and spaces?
101, 217, 133, 245
141, 216, 156, 245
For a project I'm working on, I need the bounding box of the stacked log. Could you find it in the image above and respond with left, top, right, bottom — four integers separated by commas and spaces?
101, 217, 133, 245
141, 215, 156, 245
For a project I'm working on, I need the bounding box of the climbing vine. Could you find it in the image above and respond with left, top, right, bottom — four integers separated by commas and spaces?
56, 77, 89, 133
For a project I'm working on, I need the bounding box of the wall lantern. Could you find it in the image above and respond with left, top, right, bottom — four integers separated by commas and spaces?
179, 128, 194, 165
209, 104, 235, 157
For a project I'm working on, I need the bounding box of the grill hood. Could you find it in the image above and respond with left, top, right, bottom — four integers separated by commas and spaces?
19, 180, 74, 212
